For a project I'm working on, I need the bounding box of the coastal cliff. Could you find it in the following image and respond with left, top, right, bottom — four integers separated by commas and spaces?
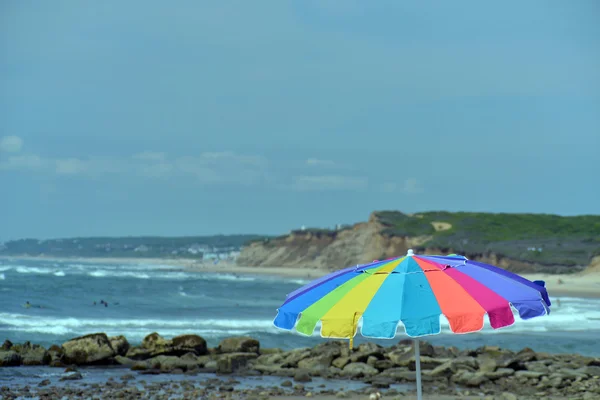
237, 211, 600, 274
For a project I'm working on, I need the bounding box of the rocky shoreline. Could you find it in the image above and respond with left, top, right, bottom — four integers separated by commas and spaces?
1, 333, 599, 399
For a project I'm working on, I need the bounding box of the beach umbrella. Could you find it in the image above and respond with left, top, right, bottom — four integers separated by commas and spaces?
273, 249, 551, 400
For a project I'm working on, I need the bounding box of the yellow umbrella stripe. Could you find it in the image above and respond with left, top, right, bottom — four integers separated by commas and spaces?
295, 257, 404, 338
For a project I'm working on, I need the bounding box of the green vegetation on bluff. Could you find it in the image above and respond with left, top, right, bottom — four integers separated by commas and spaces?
0, 235, 266, 259
375, 211, 600, 266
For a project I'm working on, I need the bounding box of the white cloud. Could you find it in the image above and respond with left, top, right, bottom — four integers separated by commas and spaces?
1, 149, 269, 186
293, 175, 368, 191
306, 158, 336, 167
381, 178, 424, 194
0, 136, 24, 153
0, 154, 43, 170
132, 151, 167, 162
55, 158, 88, 175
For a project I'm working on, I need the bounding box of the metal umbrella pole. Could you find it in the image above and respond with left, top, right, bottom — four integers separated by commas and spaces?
414, 338, 423, 400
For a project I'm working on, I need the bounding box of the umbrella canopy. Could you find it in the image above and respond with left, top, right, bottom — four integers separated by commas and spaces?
273, 249, 551, 399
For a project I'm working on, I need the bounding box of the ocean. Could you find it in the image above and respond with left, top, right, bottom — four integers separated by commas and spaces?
1, 258, 600, 356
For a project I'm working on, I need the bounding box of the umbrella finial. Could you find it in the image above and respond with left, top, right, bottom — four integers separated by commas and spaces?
407, 249, 414, 256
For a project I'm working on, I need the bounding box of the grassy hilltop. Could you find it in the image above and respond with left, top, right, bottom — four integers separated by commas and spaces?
372, 211, 600, 266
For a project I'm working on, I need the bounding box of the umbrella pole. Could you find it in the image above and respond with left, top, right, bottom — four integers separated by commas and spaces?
414, 338, 422, 400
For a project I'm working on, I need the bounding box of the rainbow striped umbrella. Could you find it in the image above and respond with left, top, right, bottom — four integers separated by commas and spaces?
274, 249, 551, 400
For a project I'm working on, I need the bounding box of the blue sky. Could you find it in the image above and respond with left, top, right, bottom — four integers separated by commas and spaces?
1, 0, 599, 240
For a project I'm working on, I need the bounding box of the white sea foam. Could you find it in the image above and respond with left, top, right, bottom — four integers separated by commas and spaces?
53, 270, 66, 277
15, 266, 54, 274
0, 266, 12, 272
0, 273, 5, 280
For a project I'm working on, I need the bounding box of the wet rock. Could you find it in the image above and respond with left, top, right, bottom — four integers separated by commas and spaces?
350, 343, 383, 363
62, 333, 116, 365
172, 334, 208, 356
281, 348, 311, 368
59, 371, 83, 381
47, 344, 64, 367
38, 379, 51, 387
216, 352, 259, 374
452, 370, 489, 387
218, 337, 260, 354
0, 350, 22, 366
13, 342, 50, 366
146, 355, 199, 372
297, 354, 334, 371
1, 340, 13, 351
342, 362, 379, 378
293, 369, 312, 382
109, 335, 130, 357
332, 356, 350, 369
281, 380, 293, 387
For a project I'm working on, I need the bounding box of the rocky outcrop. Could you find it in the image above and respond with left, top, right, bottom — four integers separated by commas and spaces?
62, 333, 116, 365
237, 211, 596, 273
1, 333, 600, 398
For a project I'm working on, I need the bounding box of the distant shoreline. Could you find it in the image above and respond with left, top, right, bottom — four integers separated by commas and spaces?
3, 255, 599, 298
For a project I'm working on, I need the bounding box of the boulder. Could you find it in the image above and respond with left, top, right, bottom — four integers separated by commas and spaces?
21, 345, 49, 366
146, 355, 199, 372
452, 370, 489, 387
298, 354, 334, 371
293, 369, 312, 382
172, 334, 208, 356
216, 352, 259, 374
0, 350, 21, 366
62, 333, 116, 365
349, 342, 383, 363
1, 340, 13, 351
342, 362, 379, 378
114, 356, 136, 366
218, 337, 260, 354
9, 342, 49, 366
109, 336, 130, 357
281, 348, 311, 367
47, 344, 64, 367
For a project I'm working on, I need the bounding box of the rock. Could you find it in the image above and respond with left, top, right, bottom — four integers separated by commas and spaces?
430, 357, 477, 377
59, 372, 83, 381
372, 359, 394, 370
218, 337, 260, 354
281, 380, 293, 387
47, 344, 64, 367
0, 350, 21, 366
500, 393, 518, 400
145, 355, 200, 372
109, 336, 130, 357
452, 370, 489, 387
216, 352, 259, 374
332, 356, 350, 369
1, 340, 13, 351
515, 370, 546, 379
256, 352, 285, 365
350, 343, 383, 363
62, 333, 116, 365
342, 362, 379, 378
336, 391, 351, 398
11, 342, 49, 366
298, 354, 334, 371
282, 348, 312, 367
484, 368, 515, 380
114, 355, 136, 366
172, 334, 208, 356
38, 379, 51, 387
140, 332, 171, 355
294, 369, 312, 382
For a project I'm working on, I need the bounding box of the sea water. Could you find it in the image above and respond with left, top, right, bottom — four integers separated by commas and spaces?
0, 259, 599, 356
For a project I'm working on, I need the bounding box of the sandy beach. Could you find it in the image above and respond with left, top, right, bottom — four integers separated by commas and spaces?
3, 255, 600, 297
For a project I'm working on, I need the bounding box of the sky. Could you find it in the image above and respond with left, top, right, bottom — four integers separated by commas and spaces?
1, 0, 599, 240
